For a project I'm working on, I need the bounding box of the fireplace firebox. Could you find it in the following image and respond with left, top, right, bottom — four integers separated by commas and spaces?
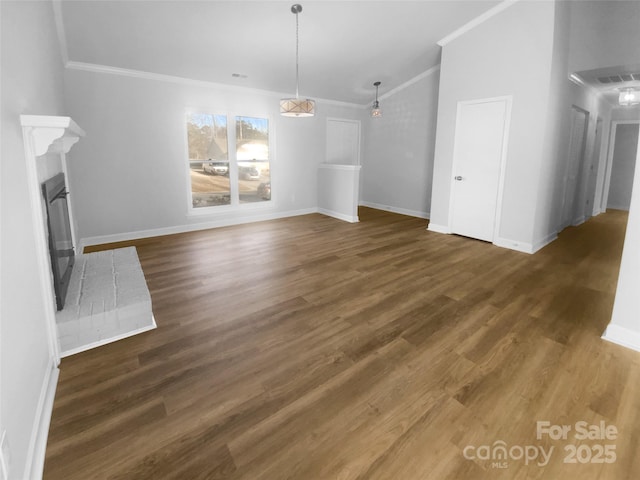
42, 172, 75, 310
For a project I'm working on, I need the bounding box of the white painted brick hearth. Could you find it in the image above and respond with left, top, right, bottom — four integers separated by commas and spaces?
56, 246, 156, 356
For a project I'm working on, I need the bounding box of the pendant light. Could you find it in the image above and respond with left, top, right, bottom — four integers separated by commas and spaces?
280, 4, 315, 117
371, 81, 382, 118
619, 88, 640, 106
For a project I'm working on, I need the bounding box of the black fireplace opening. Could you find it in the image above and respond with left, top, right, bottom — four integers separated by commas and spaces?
42, 172, 75, 311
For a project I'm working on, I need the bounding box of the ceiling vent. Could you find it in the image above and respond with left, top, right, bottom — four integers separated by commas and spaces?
597, 73, 640, 84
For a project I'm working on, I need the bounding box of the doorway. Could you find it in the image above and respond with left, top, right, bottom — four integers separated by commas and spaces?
603, 121, 640, 211
449, 96, 512, 242
583, 117, 603, 221
560, 106, 589, 230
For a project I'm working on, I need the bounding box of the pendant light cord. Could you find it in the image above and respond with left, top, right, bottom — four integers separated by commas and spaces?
280, 4, 315, 117
295, 9, 300, 99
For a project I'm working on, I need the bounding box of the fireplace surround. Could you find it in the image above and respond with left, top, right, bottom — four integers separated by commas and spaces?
21, 115, 156, 359
21, 114, 85, 362
42, 172, 75, 310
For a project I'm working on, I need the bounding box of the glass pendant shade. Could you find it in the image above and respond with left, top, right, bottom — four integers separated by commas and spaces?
371, 82, 382, 118
619, 89, 640, 106
371, 101, 382, 118
280, 98, 316, 117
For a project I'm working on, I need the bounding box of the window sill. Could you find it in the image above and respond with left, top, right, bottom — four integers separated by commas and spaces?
187, 200, 273, 217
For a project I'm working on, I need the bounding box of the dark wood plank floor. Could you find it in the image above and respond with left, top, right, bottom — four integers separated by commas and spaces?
44, 208, 640, 479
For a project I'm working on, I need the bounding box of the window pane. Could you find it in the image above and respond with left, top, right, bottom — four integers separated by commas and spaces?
186, 113, 230, 208
236, 116, 270, 203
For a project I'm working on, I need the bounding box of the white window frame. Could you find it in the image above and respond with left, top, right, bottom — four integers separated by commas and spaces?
185, 110, 274, 216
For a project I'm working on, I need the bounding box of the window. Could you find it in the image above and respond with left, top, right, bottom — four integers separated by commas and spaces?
186, 113, 271, 209
236, 116, 271, 203
187, 113, 230, 208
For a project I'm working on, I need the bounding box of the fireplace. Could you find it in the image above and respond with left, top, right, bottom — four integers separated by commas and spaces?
42, 172, 75, 310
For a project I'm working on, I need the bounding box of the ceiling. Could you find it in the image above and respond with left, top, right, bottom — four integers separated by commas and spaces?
58, 0, 501, 105
576, 64, 640, 106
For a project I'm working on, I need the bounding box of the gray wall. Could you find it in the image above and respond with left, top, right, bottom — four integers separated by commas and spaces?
63, 69, 362, 245
608, 122, 640, 340
0, 1, 65, 478
535, 0, 571, 244
360, 71, 439, 218
569, 0, 640, 73
608, 123, 640, 211
430, 0, 556, 248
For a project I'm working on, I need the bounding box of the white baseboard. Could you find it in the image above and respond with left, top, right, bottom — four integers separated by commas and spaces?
25, 360, 59, 480
359, 201, 429, 219
602, 323, 640, 353
79, 208, 318, 251
493, 237, 535, 254
318, 208, 359, 223
495, 231, 558, 254
572, 215, 586, 226
427, 223, 451, 234
532, 231, 558, 253
605, 204, 630, 212
60, 316, 157, 358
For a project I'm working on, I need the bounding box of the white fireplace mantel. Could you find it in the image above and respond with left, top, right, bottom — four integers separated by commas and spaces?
20, 114, 85, 157
20, 114, 85, 366
19, 114, 85, 479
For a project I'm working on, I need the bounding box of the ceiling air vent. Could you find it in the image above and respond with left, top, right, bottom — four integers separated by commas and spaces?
597, 73, 640, 84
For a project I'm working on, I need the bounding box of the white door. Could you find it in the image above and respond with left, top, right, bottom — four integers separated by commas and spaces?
450, 98, 510, 242
560, 107, 589, 229
584, 117, 602, 220
326, 119, 360, 165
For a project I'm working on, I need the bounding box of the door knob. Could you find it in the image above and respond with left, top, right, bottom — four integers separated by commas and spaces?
454, 176, 463, 181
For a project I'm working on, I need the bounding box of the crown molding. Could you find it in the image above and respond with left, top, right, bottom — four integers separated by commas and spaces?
379, 65, 441, 102
358, 65, 441, 109
569, 73, 586, 87
65, 61, 361, 109
437, 0, 521, 47
569, 72, 602, 99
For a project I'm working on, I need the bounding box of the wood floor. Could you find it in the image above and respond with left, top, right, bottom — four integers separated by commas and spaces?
44, 208, 640, 480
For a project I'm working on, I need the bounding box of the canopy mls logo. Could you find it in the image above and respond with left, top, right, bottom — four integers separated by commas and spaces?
463, 420, 618, 469
463, 441, 553, 469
